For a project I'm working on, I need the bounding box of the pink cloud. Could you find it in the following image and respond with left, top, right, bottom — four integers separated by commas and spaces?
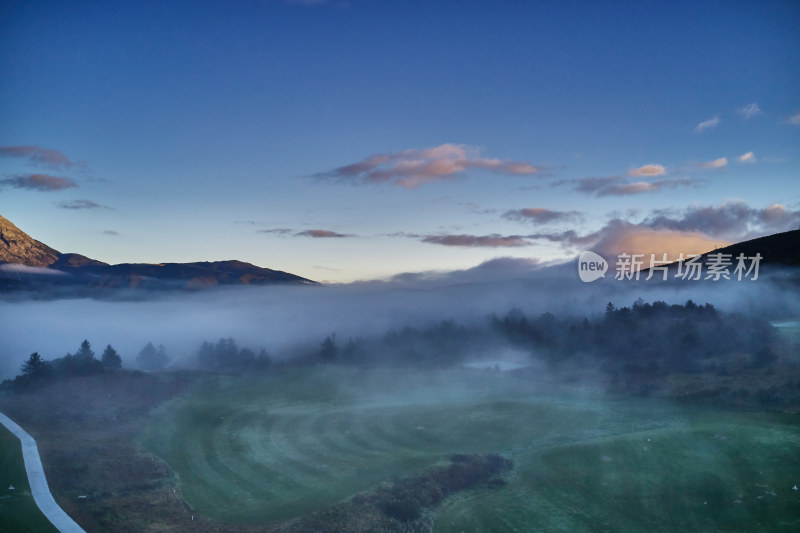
628, 164, 666, 177
700, 157, 728, 169
422, 234, 531, 248
0, 145, 78, 169
297, 229, 352, 238
319, 143, 539, 188
1, 173, 78, 191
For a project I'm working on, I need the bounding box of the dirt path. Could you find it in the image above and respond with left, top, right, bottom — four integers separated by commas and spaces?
0, 411, 85, 533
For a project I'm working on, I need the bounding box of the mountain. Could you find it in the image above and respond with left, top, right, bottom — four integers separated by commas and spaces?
695, 229, 800, 267
0, 213, 62, 267
638, 229, 800, 277
0, 214, 316, 294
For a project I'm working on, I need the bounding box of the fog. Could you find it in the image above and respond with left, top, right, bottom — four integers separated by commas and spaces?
1, 263, 798, 379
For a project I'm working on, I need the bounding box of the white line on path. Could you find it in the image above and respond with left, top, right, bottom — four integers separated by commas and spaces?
0, 411, 85, 533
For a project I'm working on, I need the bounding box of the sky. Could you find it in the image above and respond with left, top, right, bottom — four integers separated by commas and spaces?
1, 0, 799, 283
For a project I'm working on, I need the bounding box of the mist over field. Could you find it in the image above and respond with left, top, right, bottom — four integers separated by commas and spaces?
2, 263, 798, 379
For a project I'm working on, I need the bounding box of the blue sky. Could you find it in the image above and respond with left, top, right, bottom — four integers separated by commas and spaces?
1, 0, 798, 282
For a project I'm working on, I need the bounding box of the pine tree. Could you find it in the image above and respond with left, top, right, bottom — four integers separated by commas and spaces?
136, 342, 168, 371
75, 339, 95, 360
101, 345, 122, 370
21, 352, 46, 377
319, 334, 338, 362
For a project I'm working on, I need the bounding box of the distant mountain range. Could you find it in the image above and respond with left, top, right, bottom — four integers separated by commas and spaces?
0, 214, 316, 294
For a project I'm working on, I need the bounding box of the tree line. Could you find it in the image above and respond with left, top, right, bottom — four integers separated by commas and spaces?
3, 300, 790, 391
1, 339, 172, 392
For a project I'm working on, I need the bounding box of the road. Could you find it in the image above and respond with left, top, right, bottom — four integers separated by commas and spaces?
0, 411, 85, 533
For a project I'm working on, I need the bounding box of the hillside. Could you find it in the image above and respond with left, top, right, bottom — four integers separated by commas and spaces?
0, 214, 316, 294
677, 229, 800, 268
0, 214, 62, 267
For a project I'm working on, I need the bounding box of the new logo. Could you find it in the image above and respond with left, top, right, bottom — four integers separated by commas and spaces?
578, 251, 608, 282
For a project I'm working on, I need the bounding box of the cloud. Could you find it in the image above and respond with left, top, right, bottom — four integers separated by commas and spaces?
258, 228, 354, 238
0, 145, 79, 169
460, 202, 498, 216
570, 175, 699, 197
422, 234, 531, 248
387, 256, 542, 286
521, 201, 800, 259
526, 229, 601, 248
788, 113, 800, 125
598, 224, 723, 259
57, 199, 111, 210
695, 116, 720, 132
502, 207, 581, 224
0, 173, 78, 191
0, 264, 66, 276
628, 164, 666, 177
103, 230, 119, 236
737, 151, 756, 163
642, 201, 800, 240
700, 157, 728, 169
317, 143, 539, 188
258, 228, 294, 235
525, 220, 720, 261
297, 229, 353, 238
737, 103, 763, 119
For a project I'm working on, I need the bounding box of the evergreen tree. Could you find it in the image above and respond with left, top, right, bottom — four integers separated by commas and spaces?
20, 352, 47, 378
198, 341, 215, 368
101, 345, 122, 370
75, 339, 95, 360
136, 342, 168, 371
319, 334, 338, 362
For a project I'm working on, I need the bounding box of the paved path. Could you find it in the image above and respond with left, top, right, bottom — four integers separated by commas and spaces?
0, 411, 85, 533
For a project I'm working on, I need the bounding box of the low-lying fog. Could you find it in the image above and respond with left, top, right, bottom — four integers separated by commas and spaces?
1, 265, 798, 379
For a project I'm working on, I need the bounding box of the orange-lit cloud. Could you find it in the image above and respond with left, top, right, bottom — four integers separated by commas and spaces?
700, 157, 728, 169
1, 173, 78, 191
317, 143, 539, 188
628, 163, 666, 177
599, 227, 724, 260
737, 151, 756, 163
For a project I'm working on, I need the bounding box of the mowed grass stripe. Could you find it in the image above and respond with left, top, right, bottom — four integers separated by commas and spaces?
434, 417, 800, 532
141, 368, 800, 529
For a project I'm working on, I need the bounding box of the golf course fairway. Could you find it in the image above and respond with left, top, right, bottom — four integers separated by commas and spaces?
141, 366, 800, 531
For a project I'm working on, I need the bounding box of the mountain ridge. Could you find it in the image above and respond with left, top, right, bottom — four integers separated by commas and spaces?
0, 214, 316, 293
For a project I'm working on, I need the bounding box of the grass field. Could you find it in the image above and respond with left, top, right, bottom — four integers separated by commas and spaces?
0, 424, 58, 533
141, 366, 800, 531
773, 320, 800, 344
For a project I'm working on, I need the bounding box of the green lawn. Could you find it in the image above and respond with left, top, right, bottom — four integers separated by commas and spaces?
773, 320, 800, 344
141, 367, 800, 531
0, 424, 58, 533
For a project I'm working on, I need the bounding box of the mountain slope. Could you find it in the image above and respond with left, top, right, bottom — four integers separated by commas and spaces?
697, 229, 800, 267
0, 214, 316, 293
0, 214, 61, 267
